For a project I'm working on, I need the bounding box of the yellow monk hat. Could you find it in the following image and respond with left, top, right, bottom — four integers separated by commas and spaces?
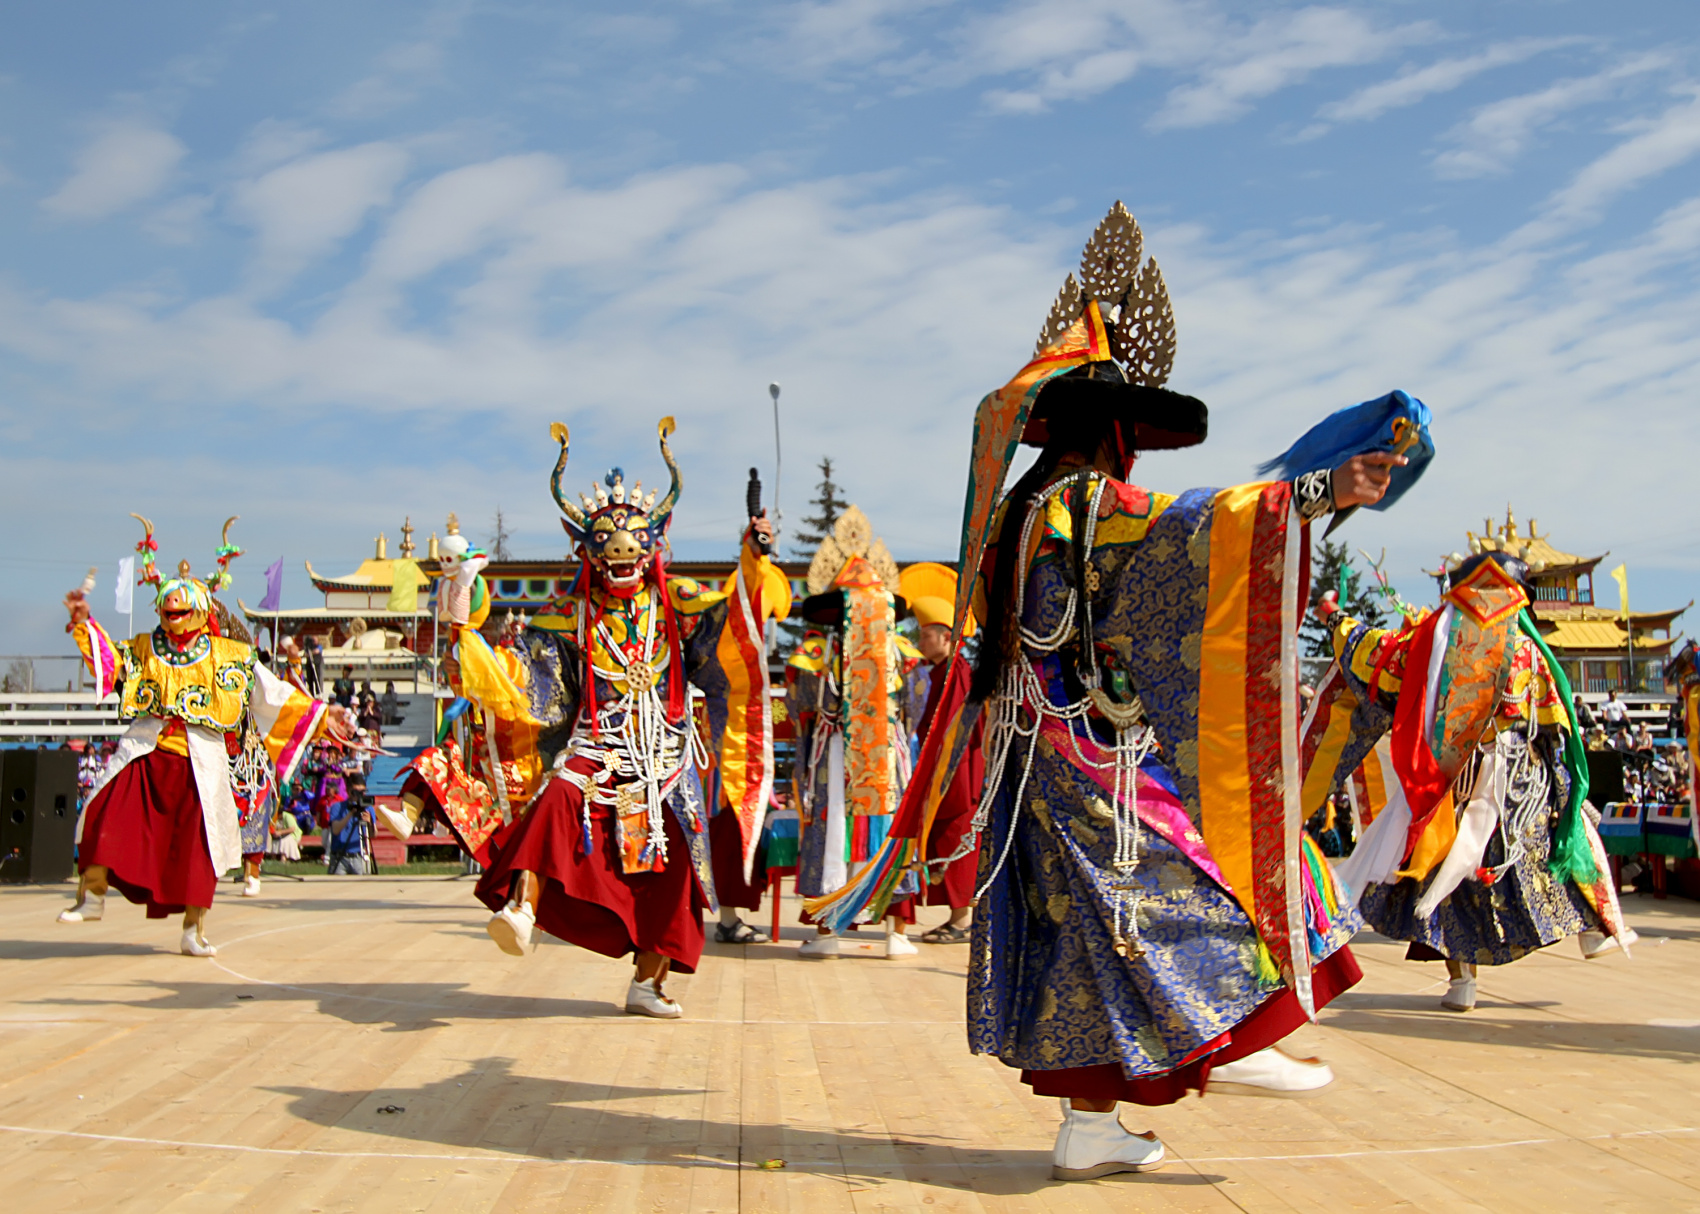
899, 562, 976, 637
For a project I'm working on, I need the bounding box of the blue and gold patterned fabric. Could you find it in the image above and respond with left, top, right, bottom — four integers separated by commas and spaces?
970, 474, 1360, 1080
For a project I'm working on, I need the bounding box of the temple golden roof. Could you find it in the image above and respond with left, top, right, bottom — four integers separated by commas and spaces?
1465, 507, 1594, 573
305, 524, 438, 591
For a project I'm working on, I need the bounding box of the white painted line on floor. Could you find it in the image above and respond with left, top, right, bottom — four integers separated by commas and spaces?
1190, 1125, 1697, 1164
3, 1122, 1690, 1169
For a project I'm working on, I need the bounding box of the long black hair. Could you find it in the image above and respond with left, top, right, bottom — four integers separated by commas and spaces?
969, 406, 1123, 704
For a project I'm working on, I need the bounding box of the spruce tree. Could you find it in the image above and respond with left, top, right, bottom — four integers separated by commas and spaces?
790, 457, 847, 559
1300, 538, 1390, 658
487, 507, 512, 562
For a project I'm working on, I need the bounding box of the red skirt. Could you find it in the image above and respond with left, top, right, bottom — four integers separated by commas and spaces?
708, 809, 763, 912
475, 760, 709, 972
920, 849, 977, 908
79, 748, 218, 918
1021, 946, 1362, 1106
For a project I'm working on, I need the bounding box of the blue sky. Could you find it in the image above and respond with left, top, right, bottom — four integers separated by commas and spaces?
2, 1, 1698, 656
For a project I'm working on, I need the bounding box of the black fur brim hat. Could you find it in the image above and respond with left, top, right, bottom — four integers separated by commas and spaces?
1021, 363, 1208, 451
799, 591, 846, 628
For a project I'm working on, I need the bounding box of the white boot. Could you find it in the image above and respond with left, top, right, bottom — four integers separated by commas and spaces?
799, 933, 839, 957
885, 929, 918, 958
241, 875, 262, 898
486, 903, 536, 956
375, 801, 417, 842
1441, 976, 1477, 1012
1051, 1105, 1165, 1181
1208, 1045, 1334, 1097
58, 892, 105, 923
624, 976, 682, 1019
1580, 927, 1639, 958
180, 928, 218, 957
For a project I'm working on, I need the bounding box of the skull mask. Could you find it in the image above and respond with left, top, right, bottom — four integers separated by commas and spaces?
549, 418, 681, 597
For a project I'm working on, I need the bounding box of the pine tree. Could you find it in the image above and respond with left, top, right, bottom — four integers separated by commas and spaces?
790, 457, 847, 559
487, 507, 512, 562
1299, 538, 1390, 658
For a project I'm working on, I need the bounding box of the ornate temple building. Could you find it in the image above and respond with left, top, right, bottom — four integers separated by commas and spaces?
239, 514, 816, 663
1463, 509, 1689, 695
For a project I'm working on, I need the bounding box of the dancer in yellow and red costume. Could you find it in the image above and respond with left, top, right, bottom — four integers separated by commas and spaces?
58, 516, 349, 955
474, 419, 788, 1019
378, 515, 542, 864
896, 562, 983, 944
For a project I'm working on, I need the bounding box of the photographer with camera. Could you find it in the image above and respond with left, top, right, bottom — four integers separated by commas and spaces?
325, 772, 375, 876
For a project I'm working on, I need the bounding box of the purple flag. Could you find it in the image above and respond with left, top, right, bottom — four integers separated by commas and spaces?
260, 557, 284, 612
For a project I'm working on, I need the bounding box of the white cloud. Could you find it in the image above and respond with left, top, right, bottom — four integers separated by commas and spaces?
1511, 88, 1700, 245
778, 0, 1424, 125
1314, 37, 1572, 128
777, 0, 922, 72
41, 120, 187, 220
1153, 7, 1431, 129
6, 147, 1700, 622
230, 143, 412, 292
1433, 54, 1668, 179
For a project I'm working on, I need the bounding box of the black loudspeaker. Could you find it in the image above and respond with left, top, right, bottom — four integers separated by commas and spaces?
1586, 750, 1626, 806
0, 749, 80, 883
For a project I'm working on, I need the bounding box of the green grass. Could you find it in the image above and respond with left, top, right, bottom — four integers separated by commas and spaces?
245, 861, 470, 877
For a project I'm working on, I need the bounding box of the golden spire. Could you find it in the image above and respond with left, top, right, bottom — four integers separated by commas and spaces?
427, 532, 439, 560
446, 512, 460, 537
400, 516, 416, 558
375, 532, 388, 560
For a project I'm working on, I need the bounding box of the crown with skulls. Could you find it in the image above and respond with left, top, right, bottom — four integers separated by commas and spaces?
547, 416, 682, 547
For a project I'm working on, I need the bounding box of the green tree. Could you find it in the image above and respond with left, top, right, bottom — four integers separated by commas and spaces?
1300, 538, 1390, 658
778, 457, 847, 653
789, 457, 847, 559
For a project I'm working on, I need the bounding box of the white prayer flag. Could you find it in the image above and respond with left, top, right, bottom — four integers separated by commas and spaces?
115, 556, 135, 615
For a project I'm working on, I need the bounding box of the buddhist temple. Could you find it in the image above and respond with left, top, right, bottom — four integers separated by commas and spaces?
1458, 508, 1689, 695
239, 516, 438, 666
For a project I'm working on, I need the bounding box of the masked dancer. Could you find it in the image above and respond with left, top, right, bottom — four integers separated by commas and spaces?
59, 517, 348, 954
474, 419, 787, 1019
1314, 552, 1629, 1013
376, 515, 542, 866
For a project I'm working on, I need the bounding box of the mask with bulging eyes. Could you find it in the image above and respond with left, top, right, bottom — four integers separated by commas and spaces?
547, 417, 682, 597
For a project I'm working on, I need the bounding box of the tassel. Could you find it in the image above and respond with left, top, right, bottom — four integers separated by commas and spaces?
803, 836, 914, 934
1252, 938, 1281, 989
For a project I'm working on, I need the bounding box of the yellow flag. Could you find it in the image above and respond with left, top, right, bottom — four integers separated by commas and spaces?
387, 559, 420, 613
1609, 563, 1628, 620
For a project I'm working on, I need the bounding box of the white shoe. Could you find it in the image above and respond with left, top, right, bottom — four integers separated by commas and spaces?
376, 802, 416, 841
1051, 1106, 1166, 1181
486, 904, 536, 956
58, 892, 105, 923
180, 929, 217, 957
1209, 1045, 1334, 1097
1581, 928, 1639, 958
798, 933, 839, 957
885, 931, 918, 958
241, 876, 262, 898
624, 976, 682, 1019
1441, 977, 1477, 1012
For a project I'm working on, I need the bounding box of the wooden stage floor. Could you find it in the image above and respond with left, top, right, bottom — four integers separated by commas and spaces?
2, 877, 1696, 1213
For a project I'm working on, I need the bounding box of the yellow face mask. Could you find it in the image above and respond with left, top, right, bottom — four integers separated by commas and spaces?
155, 578, 211, 639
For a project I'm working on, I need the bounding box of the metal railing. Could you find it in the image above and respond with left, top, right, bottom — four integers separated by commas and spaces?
0, 655, 93, 694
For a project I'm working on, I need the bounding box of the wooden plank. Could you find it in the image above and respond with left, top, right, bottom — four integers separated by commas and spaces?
2, 881, 1699, 1211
